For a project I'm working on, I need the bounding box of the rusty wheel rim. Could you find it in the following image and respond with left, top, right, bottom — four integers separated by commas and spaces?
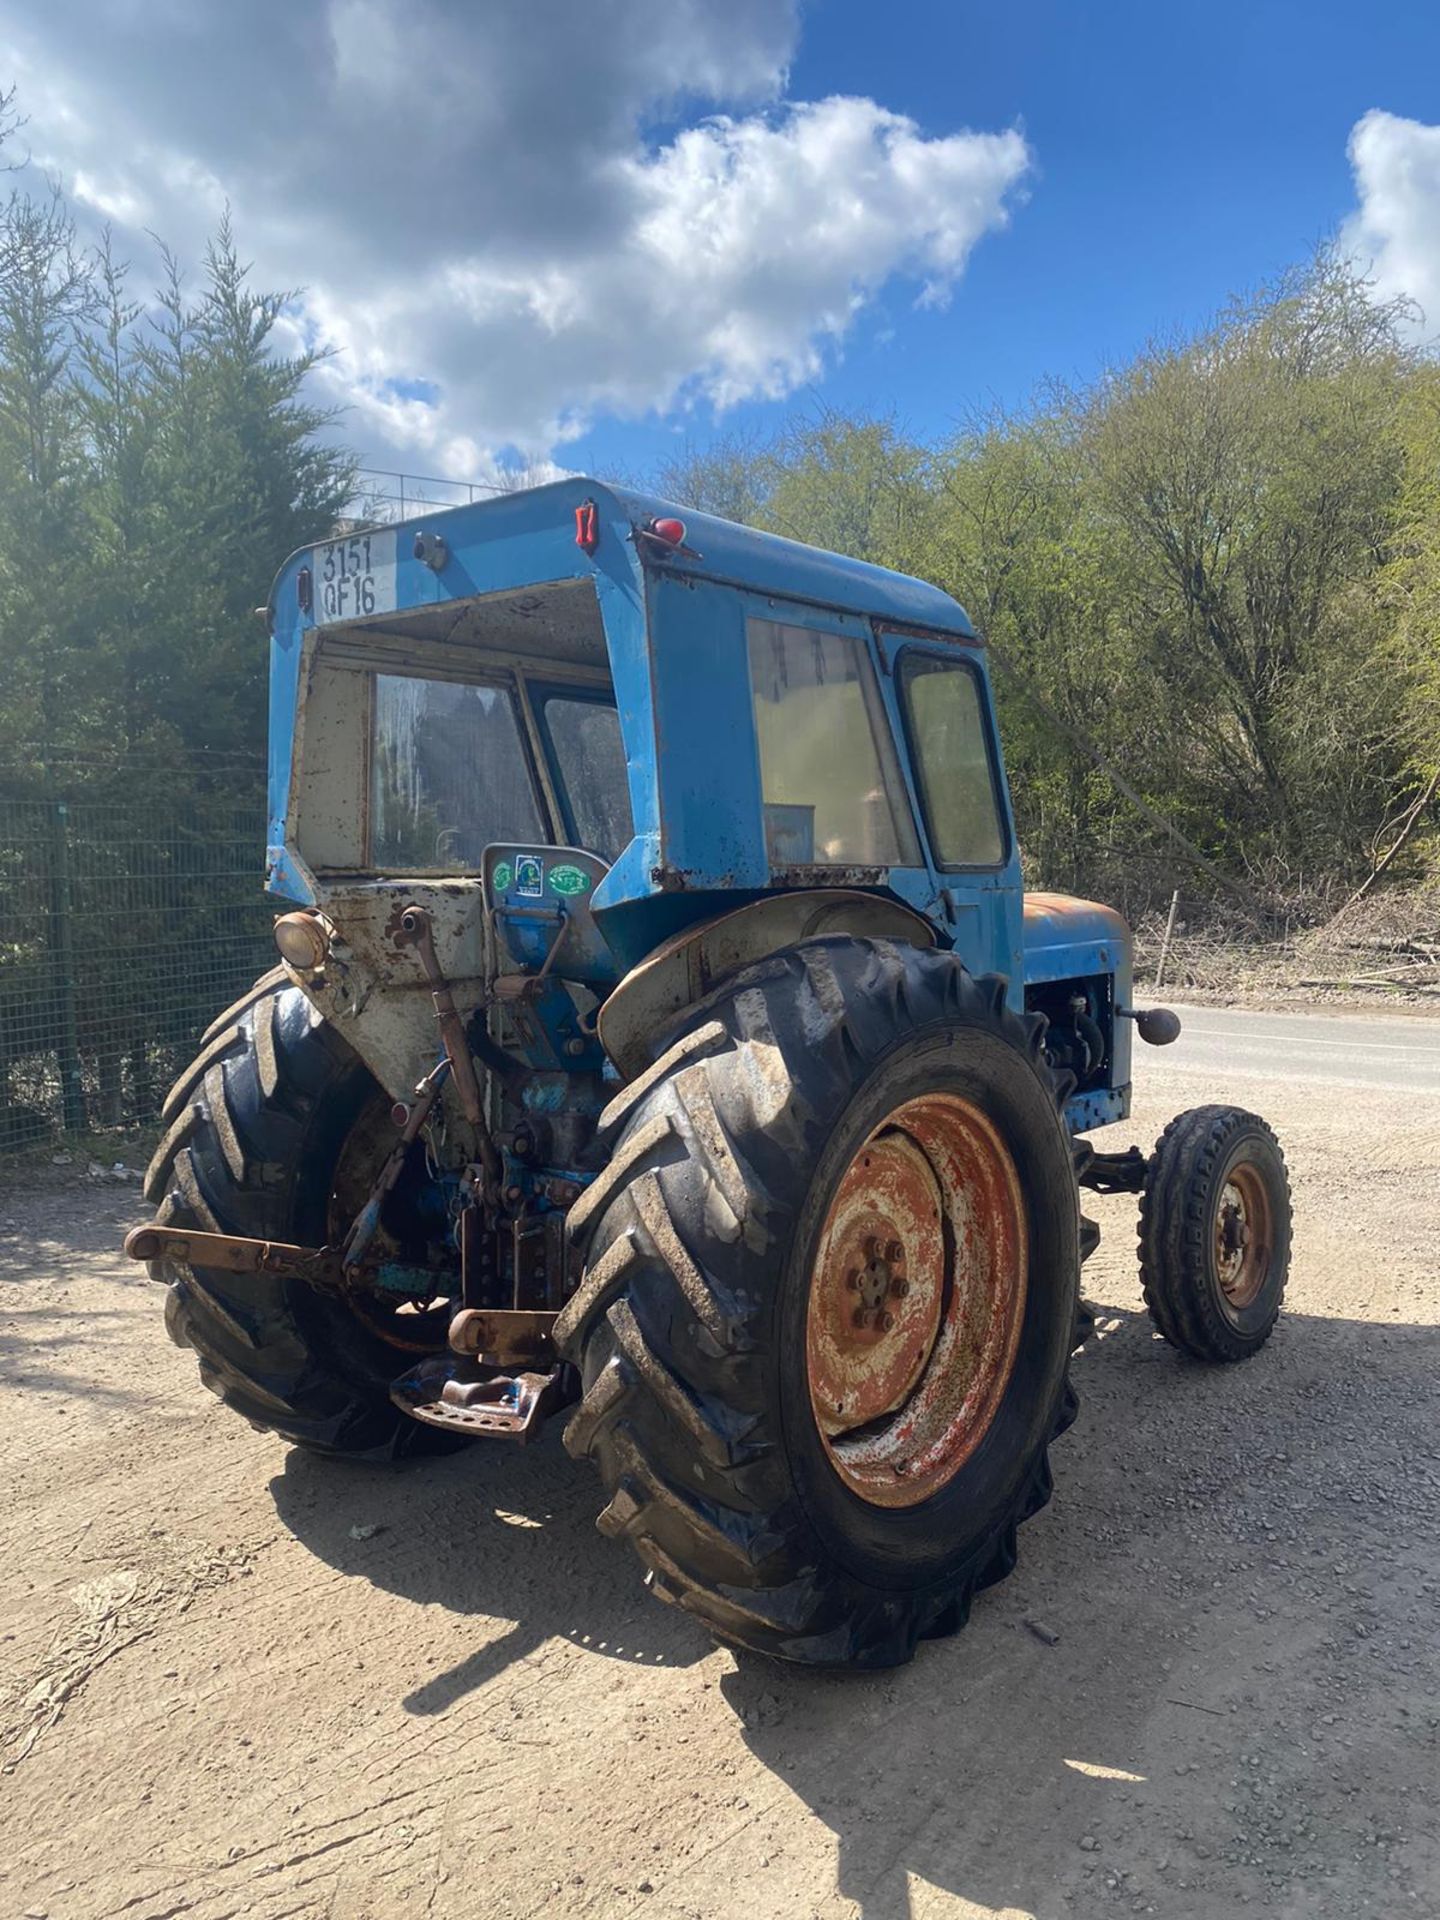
805, 1093, 1028, 1510
1214, 1160, 1273, 1313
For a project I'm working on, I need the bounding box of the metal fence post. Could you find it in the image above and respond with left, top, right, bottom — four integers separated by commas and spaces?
1154, 889, 1181, 991
48, 796, 87, 1134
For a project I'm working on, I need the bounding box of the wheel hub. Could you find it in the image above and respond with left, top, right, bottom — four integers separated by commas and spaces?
1215, 1164, 1272, 1310
806, 1094, 1028, 1510
808, 1133, 947, 1436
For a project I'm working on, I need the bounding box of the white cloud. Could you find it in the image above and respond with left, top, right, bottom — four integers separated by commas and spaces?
1344, 109, 1440, 339
1, 0, 1030, 476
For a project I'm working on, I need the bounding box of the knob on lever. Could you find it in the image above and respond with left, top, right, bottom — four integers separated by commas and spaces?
1118, 1004, 1182, 1047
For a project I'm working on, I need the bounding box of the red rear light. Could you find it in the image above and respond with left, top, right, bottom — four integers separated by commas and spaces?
575, 499, 599, 554
652, 516, 686, 546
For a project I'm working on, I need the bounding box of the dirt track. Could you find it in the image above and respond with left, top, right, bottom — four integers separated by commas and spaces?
3, 1054, 1439, 1920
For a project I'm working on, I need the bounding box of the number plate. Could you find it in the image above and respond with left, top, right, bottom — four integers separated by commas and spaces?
312, 528, 397, 624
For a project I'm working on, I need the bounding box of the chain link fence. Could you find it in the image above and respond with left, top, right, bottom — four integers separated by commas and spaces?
0, 780, 275, 1155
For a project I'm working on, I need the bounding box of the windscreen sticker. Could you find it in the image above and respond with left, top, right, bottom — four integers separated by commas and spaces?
548, 863, 591, 896
515, 854, 545, 898
491, 860, 514, 892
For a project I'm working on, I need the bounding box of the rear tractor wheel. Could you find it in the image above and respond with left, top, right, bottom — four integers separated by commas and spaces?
143, 970, 459, 1458
1139, 1104, 1292, 1362
558, 937, 1087, 1668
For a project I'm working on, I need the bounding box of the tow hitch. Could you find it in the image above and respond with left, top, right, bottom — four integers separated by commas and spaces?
123, 1224, 573, 1441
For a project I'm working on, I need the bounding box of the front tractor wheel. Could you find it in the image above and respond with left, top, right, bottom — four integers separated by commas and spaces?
1139, 1104, 1292, 1362
557, 937, 1084, 1668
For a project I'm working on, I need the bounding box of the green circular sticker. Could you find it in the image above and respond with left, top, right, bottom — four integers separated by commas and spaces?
549, 863, 591, 896
491, 860, 513, 891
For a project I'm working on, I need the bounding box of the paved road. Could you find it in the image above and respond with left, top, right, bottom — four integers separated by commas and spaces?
1162, 1001, 1440, 1094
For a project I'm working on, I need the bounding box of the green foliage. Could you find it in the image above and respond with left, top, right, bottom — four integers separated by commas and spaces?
0, 100, 355, 1145
0, 120, 355, 791
661, 252, 1440, 913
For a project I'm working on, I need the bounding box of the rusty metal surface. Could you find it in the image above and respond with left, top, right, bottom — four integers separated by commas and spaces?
125, 1224, 345, 1286
805, 1093, 1028, 1510
281, 877, 489, 1121
125, 1223, 451, 1322
392, 905, 487, 1128
807, 1134, 945, 1439
1216, 1160, 1274, 1312
1021, 890, 1130, 950
598, 889, 936, 1079
340, 1055, 450, 1272
390, 1357, 571, 1442
447, 1308, 558, 1365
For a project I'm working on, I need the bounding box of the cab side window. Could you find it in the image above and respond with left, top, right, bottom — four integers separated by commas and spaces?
900, 655, 1006, 868
747, 618, 919, 868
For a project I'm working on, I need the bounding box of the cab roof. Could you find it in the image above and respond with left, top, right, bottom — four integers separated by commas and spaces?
278, 475, 978, 643
600, 480, 979, 640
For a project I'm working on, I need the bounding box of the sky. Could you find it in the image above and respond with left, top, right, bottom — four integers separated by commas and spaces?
3, 0, 1439, 493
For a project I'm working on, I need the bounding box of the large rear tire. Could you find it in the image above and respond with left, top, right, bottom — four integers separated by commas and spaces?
557, 937, 1084, 1668
143, 971, 449, 1458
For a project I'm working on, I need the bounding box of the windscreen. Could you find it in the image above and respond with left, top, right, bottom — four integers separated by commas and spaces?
371, 674, 543, 869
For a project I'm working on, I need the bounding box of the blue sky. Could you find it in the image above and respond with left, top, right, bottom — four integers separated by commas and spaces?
569, 0, 1440, 479
3, 0, 1436, 489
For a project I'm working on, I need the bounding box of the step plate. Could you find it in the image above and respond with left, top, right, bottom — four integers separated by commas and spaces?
390, 1357, 570, 1443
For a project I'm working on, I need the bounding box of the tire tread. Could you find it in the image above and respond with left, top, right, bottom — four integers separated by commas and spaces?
561, 937, 1086, 1666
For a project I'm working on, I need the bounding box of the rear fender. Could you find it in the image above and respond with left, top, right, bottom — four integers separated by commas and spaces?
597, 889, 936, 1079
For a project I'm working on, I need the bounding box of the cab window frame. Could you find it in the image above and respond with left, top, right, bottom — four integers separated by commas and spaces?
894, 646, 1011, 873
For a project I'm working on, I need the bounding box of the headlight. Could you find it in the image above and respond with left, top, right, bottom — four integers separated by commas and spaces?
273, 911, 329, 971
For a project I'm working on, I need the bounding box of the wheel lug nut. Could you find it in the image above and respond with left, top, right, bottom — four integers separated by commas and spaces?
844, 1268, 862, 1292
885, 1239, 903, 1263
852, 1307, 870, 1329
890, 1278, 908, 1298
879, 1311, 894, 1332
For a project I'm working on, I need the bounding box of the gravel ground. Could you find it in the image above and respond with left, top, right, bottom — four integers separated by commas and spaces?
2, 1055, 1437, 1920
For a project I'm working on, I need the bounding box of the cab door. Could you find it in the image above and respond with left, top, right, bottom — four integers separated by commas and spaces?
871, 627, 1026, 1000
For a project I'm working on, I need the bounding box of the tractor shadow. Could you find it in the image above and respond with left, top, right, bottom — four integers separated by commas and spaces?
268, 1304, 1438, 1919
268, 1418, 713, 1705
715, 1304, 1440, 1918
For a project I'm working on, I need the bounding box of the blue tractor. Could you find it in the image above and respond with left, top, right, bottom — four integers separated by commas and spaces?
127, 480, 1291, 1667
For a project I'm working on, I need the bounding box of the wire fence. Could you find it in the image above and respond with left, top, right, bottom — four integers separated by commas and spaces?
0, 787, 275, 1155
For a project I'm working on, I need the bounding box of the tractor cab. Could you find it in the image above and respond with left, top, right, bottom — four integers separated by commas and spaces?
263, 478, 1130, 1130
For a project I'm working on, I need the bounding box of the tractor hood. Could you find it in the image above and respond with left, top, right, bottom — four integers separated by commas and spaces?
1021, 892, 1131, 985
1022, 892, 1134, 1118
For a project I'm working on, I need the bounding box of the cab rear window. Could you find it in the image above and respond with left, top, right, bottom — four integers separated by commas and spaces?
371, 674, 543, 869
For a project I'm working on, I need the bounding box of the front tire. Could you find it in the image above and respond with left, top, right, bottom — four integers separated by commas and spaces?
1139, 1104, 1291, 1362
557, 937, 1083, 1668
